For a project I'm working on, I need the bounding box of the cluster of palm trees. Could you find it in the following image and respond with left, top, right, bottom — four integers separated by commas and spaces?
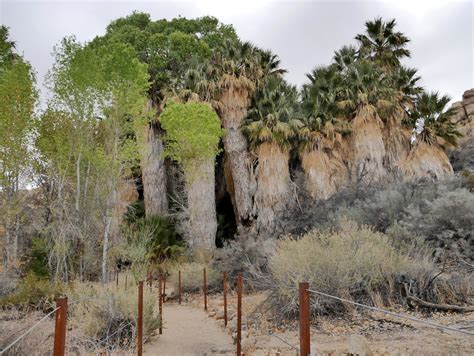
101, 14, 462, 248
162, 17, 461, 243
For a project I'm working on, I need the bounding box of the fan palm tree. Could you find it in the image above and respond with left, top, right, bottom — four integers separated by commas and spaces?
241, 76, 300, 235
355, 18, 410, 68
299, 65, 350, 198
333, 45, 358, 74
383, 66, 423, 171
182, 41, 286, 229
400, 92, 460, 180
338, 60, 396, 182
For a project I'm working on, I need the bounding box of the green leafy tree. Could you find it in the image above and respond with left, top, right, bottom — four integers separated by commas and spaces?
0, 27, 37, 268
160, 100, 224, 250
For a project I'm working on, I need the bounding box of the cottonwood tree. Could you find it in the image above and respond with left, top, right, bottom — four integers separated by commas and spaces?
0, 26, 38, 268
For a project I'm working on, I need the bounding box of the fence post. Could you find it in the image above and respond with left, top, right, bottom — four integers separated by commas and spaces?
125, 273, 128, 291
137, 281, 143, 356
203, 268, 207, 311
237, 273, 242, 356
163, 274, 166, 303
53, 296, 68, 356
299, 282, 310, 356
178, 270, 182, 305
159, 274, 163, 335
223, 271, 227, 327
116, 269, 119, 288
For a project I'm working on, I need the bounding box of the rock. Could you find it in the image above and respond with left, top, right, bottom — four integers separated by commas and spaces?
348, 334, 372, 356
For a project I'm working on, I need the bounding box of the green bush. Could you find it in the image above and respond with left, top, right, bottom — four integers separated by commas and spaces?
25, 237, 50, 279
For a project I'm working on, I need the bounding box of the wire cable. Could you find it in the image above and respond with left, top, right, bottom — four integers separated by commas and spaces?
0, 307, 60, 355
307, 289, 474, 337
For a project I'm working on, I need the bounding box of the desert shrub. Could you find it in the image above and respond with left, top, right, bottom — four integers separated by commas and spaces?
385, 223, 428, 257
121, 216, 183, 282
265, 221, 473, 318
0, 273, 66, 309
68, 283, 160, 353
212, 237, 276, 289
169, 262, 220, 293
25, 237, 50, 279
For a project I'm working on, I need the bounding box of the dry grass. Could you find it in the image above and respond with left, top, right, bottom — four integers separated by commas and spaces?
263, 220, 473, 318
169, 262, 220, 293
67, 282, 160, 353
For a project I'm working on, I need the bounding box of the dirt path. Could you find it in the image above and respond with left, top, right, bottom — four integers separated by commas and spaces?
144, 303, 234, 356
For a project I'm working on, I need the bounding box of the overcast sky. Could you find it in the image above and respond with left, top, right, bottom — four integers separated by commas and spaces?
1, 0, 473, 104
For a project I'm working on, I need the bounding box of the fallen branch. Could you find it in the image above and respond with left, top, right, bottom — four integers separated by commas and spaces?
407, 295, 474, 313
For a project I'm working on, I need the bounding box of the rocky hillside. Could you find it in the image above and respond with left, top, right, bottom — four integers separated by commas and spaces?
450, 89, 474, 172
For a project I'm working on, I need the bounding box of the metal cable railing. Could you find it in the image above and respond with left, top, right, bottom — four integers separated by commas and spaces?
0, 306, 61, 355
307, 288, 474, 337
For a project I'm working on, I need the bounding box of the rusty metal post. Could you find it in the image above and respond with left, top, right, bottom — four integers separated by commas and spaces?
178, 270, 182, 305
137, 281, 143, 356
53, 297, 68, 356
125, 273, 128, 291
163, 274, 166, 303
116, 269, 119, 288
237, 273, 242, 356
203, 268, 207, 311
223, 271, 228, 327
299, 282, 310, 356
158, 275, 163, 335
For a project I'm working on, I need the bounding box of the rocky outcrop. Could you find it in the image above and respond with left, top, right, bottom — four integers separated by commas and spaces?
449, 89, 474, 172
451, 89, 474, 143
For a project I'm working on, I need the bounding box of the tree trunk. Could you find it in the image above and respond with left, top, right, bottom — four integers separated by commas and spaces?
350, 105, 387, 183
253, 142, 291, 237
140, 122, 168, 217
301, 147, 348, 199
219, 89, 255, 227
185, 158, 217, 251
398, 141, 454, 180
383, 109, 412, 176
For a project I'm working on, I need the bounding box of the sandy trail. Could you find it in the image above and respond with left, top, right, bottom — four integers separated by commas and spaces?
144, 303, 234, 356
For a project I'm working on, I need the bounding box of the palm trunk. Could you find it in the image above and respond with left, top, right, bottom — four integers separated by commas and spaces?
140, 121, 168, 217
350, 105, 387, 183
185, 158, 217, 251
301, 147, 348, 199
219, 89, 255, 226
399, 141, 454, 180
383, 108, 412, 176
253, 142, 291, 236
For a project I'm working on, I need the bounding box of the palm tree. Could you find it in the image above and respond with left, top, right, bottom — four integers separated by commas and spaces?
355, 18, 410, 68
242, 76, 300, 234
299, 65, 350, 198
183, 41, 286, 229
338, 60, 396, 182
333, 45, 358, 74
383, 66, 423, 172
400, 92, 460, 180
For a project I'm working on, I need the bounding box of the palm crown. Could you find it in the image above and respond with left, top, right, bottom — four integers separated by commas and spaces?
242, 76, 301, 149
356, 18, 410, 68
411, 92, 461, 146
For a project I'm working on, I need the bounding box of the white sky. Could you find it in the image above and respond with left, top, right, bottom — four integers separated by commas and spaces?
1, 0, 473, 104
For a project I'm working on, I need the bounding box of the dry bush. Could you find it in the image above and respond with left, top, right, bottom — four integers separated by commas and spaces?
263, 221, 473, 318
67, 283, 160, 353
212, 237, 276, 290
169, 262, 220, 293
